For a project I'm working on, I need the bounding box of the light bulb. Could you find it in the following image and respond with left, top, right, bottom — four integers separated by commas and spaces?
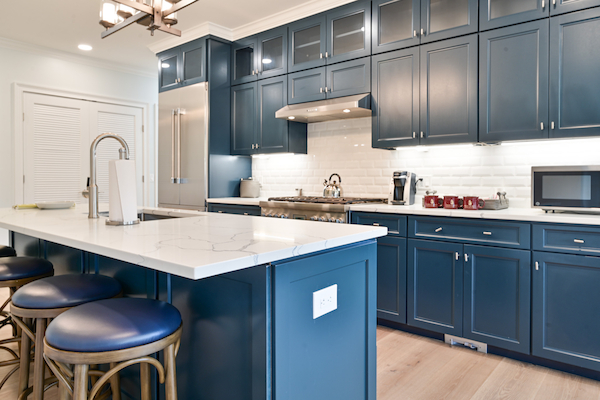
262, 58, 272, 64
163, 1, 178, 26
117, 3, 135, 19
99, 1, 118, 29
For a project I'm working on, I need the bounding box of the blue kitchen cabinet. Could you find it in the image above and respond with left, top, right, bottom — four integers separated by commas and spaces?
232, 76, 307, 155
233, 27, 288, 86
551, 0, 600, 15
479, 20, 549, 143
420, 34, 478, 145
463, 245, 531, 354
288, 14, 328, 73
480, 0, 548, 31
372, 47, 420, 148
549, 8, 600, 138
407, 239, 463, 336
420, 0, 478, 44
288, 58, 371, 104
158, 38, 206, 92
207, 203, 261, 216
372, 0, 421, 54
532, 223, 600, 256
376, 236, 407, 324
532, 251, 600, 372
232, 36, 258, 86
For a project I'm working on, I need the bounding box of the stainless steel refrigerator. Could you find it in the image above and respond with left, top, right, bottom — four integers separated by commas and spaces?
158, 82, 208, 210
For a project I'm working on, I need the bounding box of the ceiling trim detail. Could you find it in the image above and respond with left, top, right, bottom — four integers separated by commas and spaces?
0, 37, 157, 78
148, 0, 357, 54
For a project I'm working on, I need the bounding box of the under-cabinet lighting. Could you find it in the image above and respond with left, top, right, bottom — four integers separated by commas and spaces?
288, 116, 295, 120
262, 58, 272, 64
251, 153, 296, 159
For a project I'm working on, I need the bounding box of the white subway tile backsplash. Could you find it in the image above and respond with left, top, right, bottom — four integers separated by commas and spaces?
252, 118, 600, 207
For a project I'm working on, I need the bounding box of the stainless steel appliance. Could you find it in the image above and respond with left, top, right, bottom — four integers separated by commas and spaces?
532, 166, 600, 213
158, 82, 208, 210
260, 197, 387, 223
240, 178, 261, 198
323, 173, 343, 198
275, 94, 371, 123
388, 171, 417, 205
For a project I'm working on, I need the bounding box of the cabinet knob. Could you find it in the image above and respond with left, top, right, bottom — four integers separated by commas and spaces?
421, 29, 425, 36
373, 223, 380, 226
574, 239, 585, 244
483, 231, 492, 236
435, 227, 442, 232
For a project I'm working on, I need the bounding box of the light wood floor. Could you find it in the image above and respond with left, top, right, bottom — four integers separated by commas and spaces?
1, 288, 600, 399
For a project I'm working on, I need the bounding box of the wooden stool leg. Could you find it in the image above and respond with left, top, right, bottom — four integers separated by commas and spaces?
140, 362, 151, 400
32, 318, 47, 400
164, 344, 178, 400
72, 365, 89, 400
18, 317, 31, 395
110, 362, 121, 400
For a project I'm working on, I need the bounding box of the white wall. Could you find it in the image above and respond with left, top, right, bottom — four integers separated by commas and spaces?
252, 117, 599, 208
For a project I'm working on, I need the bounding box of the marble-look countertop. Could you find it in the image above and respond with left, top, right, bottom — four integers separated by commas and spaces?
0, 205, 386, 280
206, 197, 267, 206
348, 203, 600, 226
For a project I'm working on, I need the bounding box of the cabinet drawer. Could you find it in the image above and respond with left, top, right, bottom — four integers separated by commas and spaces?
351, 212, 407, 237
409, 217, 531, 249
533, 224, 600, 256
207, 203, 261, 216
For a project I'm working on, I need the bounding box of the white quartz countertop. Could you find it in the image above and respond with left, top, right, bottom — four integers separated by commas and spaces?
0, 205, 386, 280
206, 197, 266, 206
348, 203, 600, 225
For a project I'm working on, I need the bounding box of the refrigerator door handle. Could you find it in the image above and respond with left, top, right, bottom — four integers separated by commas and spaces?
177, 109, 187, 184
171, 109, 177, 183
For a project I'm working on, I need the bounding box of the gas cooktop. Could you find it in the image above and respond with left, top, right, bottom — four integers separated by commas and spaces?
267, 196, 387, 205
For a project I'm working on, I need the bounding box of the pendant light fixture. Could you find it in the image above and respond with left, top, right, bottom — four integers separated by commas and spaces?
99, 0, 198, 39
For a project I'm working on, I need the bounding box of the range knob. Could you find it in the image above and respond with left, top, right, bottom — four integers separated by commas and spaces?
329, 218, 336, 223
310, 216, 318, 221
318, 217, 327, 222
336, 219, 344, 223
267, 213, 274, 218
281, 214, 288, 219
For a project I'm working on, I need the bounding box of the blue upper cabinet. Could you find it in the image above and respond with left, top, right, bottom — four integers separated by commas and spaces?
158, 38, 206, 92
480, 0, 549, 31
232, 36, 258, 86
420, 34, 478, 145
551, 0, 600, 15
288, 67, 327, 104
288, 14, 328, 73
372, 0, 421, 54
231, 82, 258, 155
256, 26, 288, 80
326, 0, 372, 64
420, 0, 478, 44
549, 8, 600, 138
479, 20, 549, 142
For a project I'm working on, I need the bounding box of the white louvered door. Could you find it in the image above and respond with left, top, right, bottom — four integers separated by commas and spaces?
23, 93, 90, 204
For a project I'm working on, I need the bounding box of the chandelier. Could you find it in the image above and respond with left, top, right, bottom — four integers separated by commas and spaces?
99, 0, 198, 38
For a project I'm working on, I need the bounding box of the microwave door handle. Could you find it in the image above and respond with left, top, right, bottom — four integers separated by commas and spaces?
171, 109, 176, 184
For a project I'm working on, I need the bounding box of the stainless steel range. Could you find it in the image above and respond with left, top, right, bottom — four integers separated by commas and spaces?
259, 197, 387, 223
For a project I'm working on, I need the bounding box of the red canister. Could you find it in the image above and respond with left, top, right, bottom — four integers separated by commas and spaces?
463, 196, 485, 210
443, 195, 462, 209
423, 191, 442, 208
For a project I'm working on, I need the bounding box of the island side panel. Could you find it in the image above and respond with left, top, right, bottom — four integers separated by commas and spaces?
273, 240, 377, 400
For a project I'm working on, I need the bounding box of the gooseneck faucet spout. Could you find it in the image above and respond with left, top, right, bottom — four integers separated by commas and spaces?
89, 133, 130, 219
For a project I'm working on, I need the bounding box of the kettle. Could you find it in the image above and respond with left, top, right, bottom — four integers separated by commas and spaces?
323, 173, 343, 198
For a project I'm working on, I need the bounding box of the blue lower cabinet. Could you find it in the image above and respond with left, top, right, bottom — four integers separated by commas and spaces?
207, 203, 261, 216
463, 245, 531, 354
532, 251, 600, 372
377, 236, 407, 324
407, 239, 463, 336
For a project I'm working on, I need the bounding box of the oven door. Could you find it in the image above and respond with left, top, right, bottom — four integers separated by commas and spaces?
532, 166, 600, 211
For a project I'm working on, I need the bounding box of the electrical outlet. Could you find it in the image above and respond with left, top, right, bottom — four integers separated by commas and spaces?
313, 284, 338, 319
420, 176, 432, 189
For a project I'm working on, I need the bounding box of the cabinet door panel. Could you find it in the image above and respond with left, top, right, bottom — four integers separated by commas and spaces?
408, 239, 463, 336
231, 83, 257, 155
258, 76, 288, 153
464, 245, 531, 354
288, 67, 327, 104
551, 0, 600, 15
420, 34, 478, 145
480, 20, 549, 142
372, 48, 420, 148
180, 38, 206, 86
480, 0, 548, 31
327, 58, 371, 99
372, 0, 420, 54
289, 15, 327, 73
421, 0, 478, 43
532, 252, 600, 372
327, 0, 372, 64
550, 9, 600, 138
257, 26, 288, 80
377, 237, 407, 323
232, 38, 258, 86
158, 51, 180, 92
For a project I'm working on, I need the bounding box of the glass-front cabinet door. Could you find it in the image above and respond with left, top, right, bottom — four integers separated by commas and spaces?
288, 15, 327, 73
421, 0, 478, 44
257, 26, 288, 79
159, 52, 180, 92
232, 38, 258, 85
480, 0, 548, 31
372, 0, 420, 54
551, 0, 600, 15
326, 0, 371, 64
180, 39, 206, 86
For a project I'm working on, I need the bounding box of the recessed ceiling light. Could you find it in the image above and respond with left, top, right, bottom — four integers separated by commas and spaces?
343, 109, 351, 113
162, 63, 170, 68
78, 44, 93, 51
288, 116, 296, 120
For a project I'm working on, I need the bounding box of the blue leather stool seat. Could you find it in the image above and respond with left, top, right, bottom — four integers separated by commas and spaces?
0, 245, 16, 258
12, 274, 121, 309
46, 298, 182, 352
0, 257, 53, 282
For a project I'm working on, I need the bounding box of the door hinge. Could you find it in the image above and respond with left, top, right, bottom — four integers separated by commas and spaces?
142, 125, 145, 133
23, 175, 25, 183
142, 175, 145, 183
23, 113, 25, 122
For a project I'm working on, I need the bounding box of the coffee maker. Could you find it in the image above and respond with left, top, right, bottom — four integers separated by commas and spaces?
388, 171, 417, 205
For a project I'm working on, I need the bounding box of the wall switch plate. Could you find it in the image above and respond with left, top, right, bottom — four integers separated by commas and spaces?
313, 284, 337, 319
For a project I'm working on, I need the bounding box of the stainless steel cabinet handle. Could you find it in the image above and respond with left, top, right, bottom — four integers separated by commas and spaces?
218, 210, 223, 213
574, 239, 585, 244
256, 143, 259, 149
483, 231, 492, 236
170, 109, 176, 183
421, 28, 425, 36
252, 144, 255, 150
320, 87, 323, 93
542, 0, 545, 8
551, 121, 555, 130
535, 261, 539, 271
541, 122, 544, 130
455, 252, 460, 261
413, 132, 416, 139
435, 227, 442, 232
177, 109, 185, 183
320, 53, 323, 59
553, 0, 556, 5
420, 132, 424, 138
325, 52, 329, 58
243, 213, 249, 216
414, 30, 417, 37
465, 253, 469, 262
373, 223, 380, 226
252, 70, 256, 75
324, 87, 329, 93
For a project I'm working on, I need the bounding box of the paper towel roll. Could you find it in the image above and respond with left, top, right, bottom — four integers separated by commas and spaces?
108, 160, 138, 223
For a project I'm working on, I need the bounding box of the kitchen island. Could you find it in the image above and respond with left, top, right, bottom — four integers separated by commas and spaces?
0, 205, 387, 400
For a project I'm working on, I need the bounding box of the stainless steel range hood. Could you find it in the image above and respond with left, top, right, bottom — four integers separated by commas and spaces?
275, 93, 371, 123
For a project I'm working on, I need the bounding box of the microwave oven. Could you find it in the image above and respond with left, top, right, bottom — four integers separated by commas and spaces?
532, 166, 600, 212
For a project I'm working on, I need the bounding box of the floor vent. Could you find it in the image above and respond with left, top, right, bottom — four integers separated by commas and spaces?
444, 334, 488, 354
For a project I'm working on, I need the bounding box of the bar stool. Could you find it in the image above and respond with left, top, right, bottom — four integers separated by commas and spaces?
44, 298, 182, 400
0, 256, 53, 390
11, 274, 122, 400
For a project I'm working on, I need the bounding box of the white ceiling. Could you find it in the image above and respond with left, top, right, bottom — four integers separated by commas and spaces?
1, 0, 355, 76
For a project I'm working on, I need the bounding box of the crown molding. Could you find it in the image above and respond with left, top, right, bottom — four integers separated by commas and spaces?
148, 22, 233, 54
0, 37, 157, 79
